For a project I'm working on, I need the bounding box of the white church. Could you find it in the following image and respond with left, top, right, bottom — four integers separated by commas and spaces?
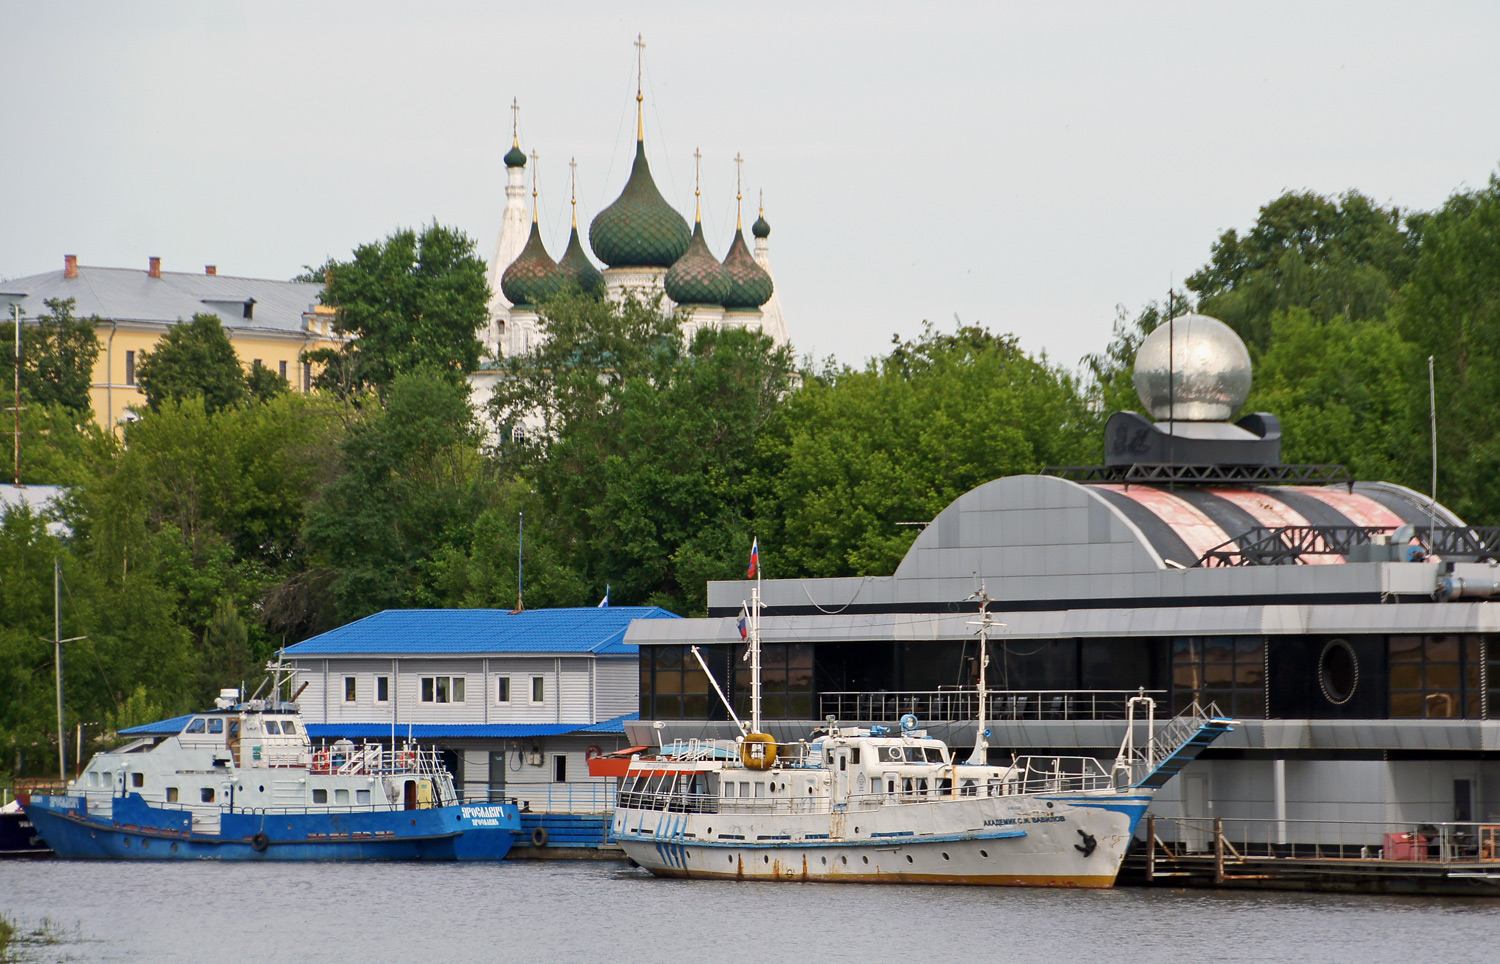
471, 79, 789, 398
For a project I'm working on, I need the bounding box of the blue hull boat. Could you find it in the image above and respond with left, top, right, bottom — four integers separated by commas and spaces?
28, 662, 520, 861
26, 793, 516, 861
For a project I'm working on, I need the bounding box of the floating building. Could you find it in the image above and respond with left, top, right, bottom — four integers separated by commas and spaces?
625, 313, 1500, 848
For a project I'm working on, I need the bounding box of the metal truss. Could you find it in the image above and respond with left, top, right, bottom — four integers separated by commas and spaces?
1042, 463, 1353, 487
1197, 525, 1500, 567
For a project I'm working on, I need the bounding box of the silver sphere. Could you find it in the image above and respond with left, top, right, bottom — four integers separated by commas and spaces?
1132, 313, 1252, 422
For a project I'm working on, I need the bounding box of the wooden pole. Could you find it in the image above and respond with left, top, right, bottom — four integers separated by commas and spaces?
1213, 816, 1225, 885
1146, 814, 1156, 881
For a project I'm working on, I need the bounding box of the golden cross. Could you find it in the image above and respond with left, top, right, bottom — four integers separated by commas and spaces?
569, 157, 578, 226
634, 34, 645, 99
510, 97, 520, 146
529, 151, 540, 220
734, 152, 744, 229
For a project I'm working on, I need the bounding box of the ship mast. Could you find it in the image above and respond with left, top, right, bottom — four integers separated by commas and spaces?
965, 584, 1002, 765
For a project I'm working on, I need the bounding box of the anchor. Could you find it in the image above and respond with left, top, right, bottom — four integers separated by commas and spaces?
1074, 828, 1097, 858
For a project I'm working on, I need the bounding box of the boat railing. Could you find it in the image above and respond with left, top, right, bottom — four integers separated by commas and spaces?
478, 782, 617, 814
1143, 813, 1500, 863
819, 689, 1169, 723
1114, 700, 1226, 785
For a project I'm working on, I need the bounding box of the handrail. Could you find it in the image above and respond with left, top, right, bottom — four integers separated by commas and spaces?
819, 689, 1169, 723
1144, 813, 1500, 864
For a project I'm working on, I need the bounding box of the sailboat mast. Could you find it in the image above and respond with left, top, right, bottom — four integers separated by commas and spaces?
55, 558, 65, 781
750, 576, 762, 735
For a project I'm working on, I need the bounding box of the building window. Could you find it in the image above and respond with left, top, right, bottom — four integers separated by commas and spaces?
1170, 636, 1265, 718
496, 677, 511, 703
376, 676, 389, 702
553, 754, 567, 783
735, 643, 814, 720
1389, 635, 1481, 718
279, 360, 288, 381
301, 362, 311, 392
420, 676, 466, 703
125, 350, 136, 385
243, 301, 254, 319
344, 677, 357, 702
531, 676, 545, 703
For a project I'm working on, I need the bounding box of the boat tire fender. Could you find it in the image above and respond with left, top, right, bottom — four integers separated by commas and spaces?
251, 832, 270, 853
531, 826, 549, 847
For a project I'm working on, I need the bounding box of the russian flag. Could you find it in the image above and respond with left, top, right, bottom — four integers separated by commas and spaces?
737, 603, 749, 640
746, 537, 759, 579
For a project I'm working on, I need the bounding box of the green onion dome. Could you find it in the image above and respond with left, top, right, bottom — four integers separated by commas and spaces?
720, 228, 774, 308
664, 220, 732, 305
751, 212, 770, 239
504, 143, 527, 168
557, 224, 605, 297
589, 141, 691, 267
500, 221, 562, 307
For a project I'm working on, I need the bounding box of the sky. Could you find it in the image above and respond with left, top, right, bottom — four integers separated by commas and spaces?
4, 1, 1499, 373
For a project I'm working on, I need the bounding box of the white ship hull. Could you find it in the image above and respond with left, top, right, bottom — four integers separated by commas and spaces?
617, 790, 1150, 887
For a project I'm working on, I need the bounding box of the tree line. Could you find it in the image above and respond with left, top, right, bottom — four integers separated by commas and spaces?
4, 173, 1500, 774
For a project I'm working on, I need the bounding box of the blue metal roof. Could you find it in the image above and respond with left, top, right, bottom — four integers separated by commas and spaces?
120, 714, 194, 736
281, 607, 678, 657
121, 712, 640, 740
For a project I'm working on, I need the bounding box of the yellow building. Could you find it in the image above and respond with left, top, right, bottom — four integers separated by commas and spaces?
0, 255, 344, 430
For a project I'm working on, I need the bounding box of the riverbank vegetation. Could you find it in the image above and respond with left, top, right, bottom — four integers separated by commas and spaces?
4, 174, 1500, 775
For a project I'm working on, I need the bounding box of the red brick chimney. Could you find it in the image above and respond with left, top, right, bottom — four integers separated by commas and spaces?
149, 256, 161, 279
205, 265, 217, 275
64, 254, 78, 279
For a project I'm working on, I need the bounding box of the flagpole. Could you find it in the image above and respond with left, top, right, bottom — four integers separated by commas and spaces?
751, 538, 762, 735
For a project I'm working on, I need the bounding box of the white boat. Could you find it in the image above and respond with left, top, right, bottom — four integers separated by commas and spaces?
613, 584, 1234, 887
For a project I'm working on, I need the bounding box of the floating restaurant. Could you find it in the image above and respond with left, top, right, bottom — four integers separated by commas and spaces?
624, 315, 1500, 869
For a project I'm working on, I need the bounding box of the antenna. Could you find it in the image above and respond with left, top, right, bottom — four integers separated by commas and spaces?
11, 303, 21, 487
964, 583, 1004, 765
1428, 355, 1438, 538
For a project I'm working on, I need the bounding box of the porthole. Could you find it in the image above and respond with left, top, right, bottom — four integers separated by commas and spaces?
942, 852, 950, 860
728, 855, 734, 864
764, 855, 770, 864
821, 856, 827, 865
841, 855, 848, 865
1046, 801, 1054, 809
906, 854, 913, 863
862, 855, 869, 864
980, 849, 988, 858
1318, 638, 1358, 705
171, 842, 179, 853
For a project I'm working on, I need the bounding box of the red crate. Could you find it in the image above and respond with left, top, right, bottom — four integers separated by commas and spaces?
1384, 832, 1428, 860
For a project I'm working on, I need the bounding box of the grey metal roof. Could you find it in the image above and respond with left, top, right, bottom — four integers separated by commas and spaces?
0, 263, 325, 337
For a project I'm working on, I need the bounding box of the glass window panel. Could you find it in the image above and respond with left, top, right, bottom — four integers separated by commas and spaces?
1203, 663, 1233, 686
683, 667, 709, 696
789, 693, 814, 718
1390, 691, 1424, 717
682, 695, 710, 719
1203, 638, 1233, 663
761, 667, 787, 689
1173, 665, 1202, 690
1427, 664, 1460, 691
435, 677, 450, 703
1464, 687, 1481, 719
1389, 636, 1423, 662
657, 647, 682, 669
655, 695, 682, 719
421, 678, 435, 702
1389, 664, 1422, 690
788, 644, 814, 668
1172, 638, 1197, 659
1235, 637, 1266, 659
657, 671, 682, 695
452, 678, 465, 703
1427, 636, 1460, 662
1235, 662, 1264, 687
763, 693, 787, 719
639, 693, 651, 716
1234, 690, 1266, 719
788, 665, 813, 692
282, 721, 296, 734
1425, 693, 1459, 718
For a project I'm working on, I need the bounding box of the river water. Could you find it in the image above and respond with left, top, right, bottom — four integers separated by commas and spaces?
0, 858, 1494, 963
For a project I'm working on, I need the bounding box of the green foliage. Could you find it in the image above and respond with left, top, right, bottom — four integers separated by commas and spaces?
1392, 175, 1500, 523
0, 297, 102, 418
754, 322, 1096, 578
303, 368, 493, 621
134, 313, 248, 413
1248, 309, 1423, 486
246, 360, 288, 403
1187, 191, 1420, 354
307, 222, 490, 395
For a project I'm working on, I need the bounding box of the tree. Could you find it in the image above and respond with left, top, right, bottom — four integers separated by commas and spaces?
246, 361, 288, 404
0, 297, 101, 417
134, 314, 248, 413
302, 368, 493, 621
752, 322, 1096, 579
487, 293, 796, 612
1186, 190, 1421, 354
305, 223, 490, 395
1392, 174, 1500, 523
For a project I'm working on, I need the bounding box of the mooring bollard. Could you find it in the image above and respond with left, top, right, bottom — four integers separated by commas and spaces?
1213, 817, 1225, 885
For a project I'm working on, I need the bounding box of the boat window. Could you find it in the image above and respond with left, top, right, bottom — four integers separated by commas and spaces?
883, 746, 904, 763
208, 719, 223, 734
201, 787, 215, 803
264, 721, 280, 735
313, 788, 328, 803
88, 771, 99, 787
229, 720, 240, 738
850, 747, 860, 765
839, 755, 846, 771
356, 789, 371, 806
335, 789, 349, 804
166, 787, 178, 802
740, 782, 750, 797
723, 782, 736, 797
185, 719, 206, 734
281, 720, 296, 734
925, 747, 944, 763
132, 772, 144, 787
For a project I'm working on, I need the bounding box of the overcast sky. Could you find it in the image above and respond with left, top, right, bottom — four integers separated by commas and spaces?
5, 1, 1498, 372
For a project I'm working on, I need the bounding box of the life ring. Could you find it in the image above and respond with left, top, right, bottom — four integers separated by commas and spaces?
312, 750, 330, 772
250, 832, 270, 853
739, 733, 778, 771
530, 826, 549, 847
585, 745, 603, 760
399, 750, 416, 769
